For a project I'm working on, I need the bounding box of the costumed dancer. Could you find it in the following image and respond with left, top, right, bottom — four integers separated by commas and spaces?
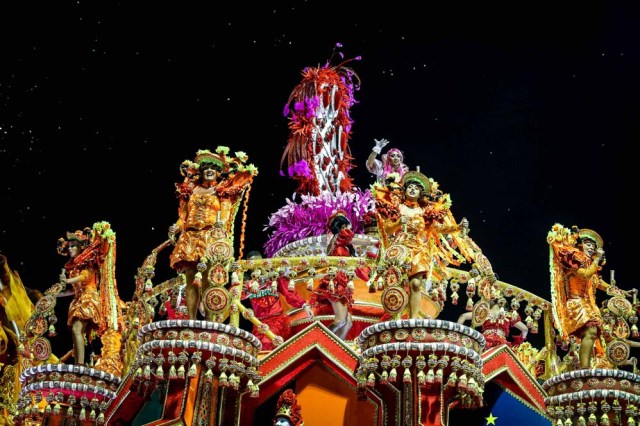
242, 251, 312, 350
309, 211, 357, 340
374, 170, 470, 319
57, 227, 103, 367
168, 147, 257, 320
458, 289, 528, 350
548, 224, 619, 369
57, 222, 124, 374
366, 138, 409, 184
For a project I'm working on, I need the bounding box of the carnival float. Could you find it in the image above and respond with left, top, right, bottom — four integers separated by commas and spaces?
2, 47, 639, 426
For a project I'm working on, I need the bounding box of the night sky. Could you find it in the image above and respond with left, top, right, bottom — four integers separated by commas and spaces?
1, 2, 636, 341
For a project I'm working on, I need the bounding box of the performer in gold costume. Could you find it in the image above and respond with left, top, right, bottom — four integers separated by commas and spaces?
549, 224, 612, 369
57, 228, 103, 367
375, 170, 469, 319
57, 222, 125, 374
168, 147, 256, 319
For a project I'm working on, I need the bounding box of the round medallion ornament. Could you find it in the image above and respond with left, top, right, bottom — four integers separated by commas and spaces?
210, 227, 227, 240
412, 328, 428, 341
21, 358, 32, 371
367, 335, 377, 348
179, 329, 195, 340
233, 337, 244, 349
432, 329, 445, 341
32, 337, 52, 361
217, 334, 230, 346
384, 266, 403, 287
607, 297, 633, 317
472, 300, 491, 328
382, 286, 408, 316
380, 331, 393, 343
606, 339, 630, 365
208, 264, 229, 286
586, 378, 599, 387
570, 379, 584, 391
32, 317, 48, 335
384, 244, 408, 265
394, 329, 409, 340
207, 240, 232, 261
475, 253, 494, 278
35, 295, 56, 314
613, 319, 630, 339
447, 332, 460, 342
203, 287, 231, 314
461, 336, 472, 348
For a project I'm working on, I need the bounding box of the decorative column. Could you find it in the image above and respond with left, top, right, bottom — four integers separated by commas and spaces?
356, 319, 486, 426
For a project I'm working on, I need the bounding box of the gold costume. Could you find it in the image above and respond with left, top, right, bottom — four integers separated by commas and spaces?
170, 173, 252, 270
551, 243, 603, 339
391, 205, 437, 277
382, 201, 464, 280
66, 265, 103, 332
548, 224, 612, 367
93, 329, 123, 376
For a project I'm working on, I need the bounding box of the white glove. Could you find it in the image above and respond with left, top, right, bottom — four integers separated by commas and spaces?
303, 303, 314, 319
372, 138, 390, 154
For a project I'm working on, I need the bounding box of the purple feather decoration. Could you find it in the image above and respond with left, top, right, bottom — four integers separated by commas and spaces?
263, 189, 375, 257
287, 160, 313, 179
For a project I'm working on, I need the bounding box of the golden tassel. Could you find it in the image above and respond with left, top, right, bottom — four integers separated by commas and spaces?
193, 271, 203, 288
367, 372, 376, 387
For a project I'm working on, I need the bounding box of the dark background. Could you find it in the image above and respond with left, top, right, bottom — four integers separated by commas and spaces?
1, 2, 636, 352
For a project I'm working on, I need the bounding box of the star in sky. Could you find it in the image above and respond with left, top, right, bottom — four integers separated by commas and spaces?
485, 412, 498, 425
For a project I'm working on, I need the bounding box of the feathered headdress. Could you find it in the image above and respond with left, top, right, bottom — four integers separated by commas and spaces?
175, 146, 258, 197
57, 227, 92, 256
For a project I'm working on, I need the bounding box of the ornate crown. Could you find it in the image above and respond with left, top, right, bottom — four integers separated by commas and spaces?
57, 227, 91, 255
274, 389, 303, 426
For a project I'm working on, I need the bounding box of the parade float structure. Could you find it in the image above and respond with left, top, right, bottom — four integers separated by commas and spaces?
5, 48, 640, 426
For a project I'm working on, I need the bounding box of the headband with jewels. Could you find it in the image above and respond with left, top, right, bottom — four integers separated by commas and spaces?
578, 228, 603, 249
273, 389, 303, 426
401, 170, 431, 193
